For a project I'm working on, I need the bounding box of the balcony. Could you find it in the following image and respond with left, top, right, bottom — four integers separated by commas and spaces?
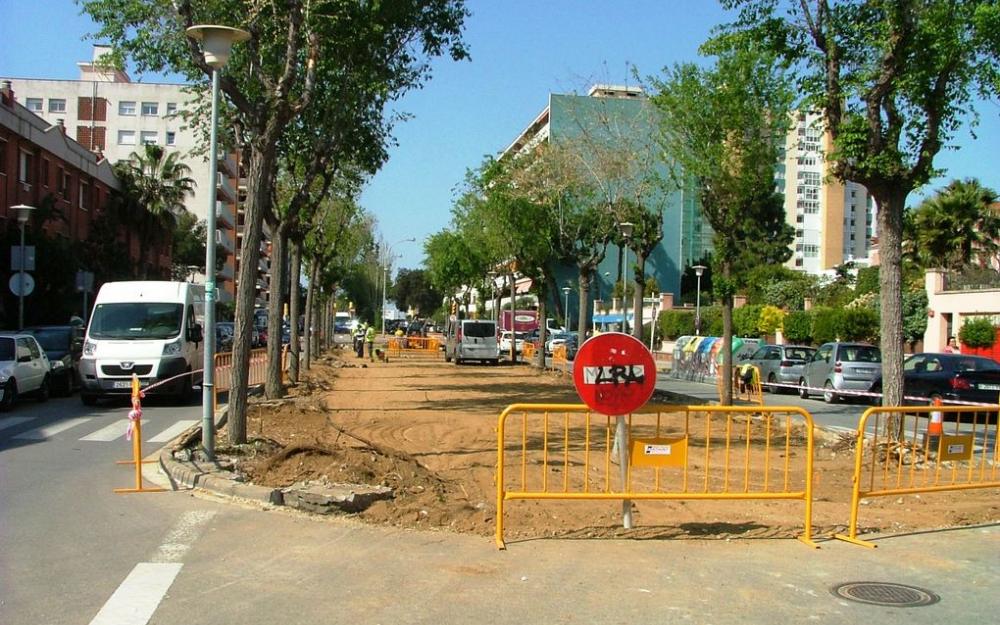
215, 172, 236, 203
218, 262, 235, 281
216, 201, 235, 228
219, 152, 238, 178
215, 228, 235, 254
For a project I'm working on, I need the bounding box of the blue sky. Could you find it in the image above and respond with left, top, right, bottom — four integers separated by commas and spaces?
3, 1, 998, 272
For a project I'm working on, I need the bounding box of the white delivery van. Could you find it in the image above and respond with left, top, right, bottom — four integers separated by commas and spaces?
78, 281, 205, 405
444, 318, 499, 365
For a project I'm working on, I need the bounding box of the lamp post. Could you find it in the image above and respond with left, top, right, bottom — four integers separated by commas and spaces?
693, 264, 706, 336
562, 285, 571, 331
12, 204, 35, 330
619, 222, 634, 335
382, 237, 415, 335
186, 24, 249, 461
487, 271, 497, 321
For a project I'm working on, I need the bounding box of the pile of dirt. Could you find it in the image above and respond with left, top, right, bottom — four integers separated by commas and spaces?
214, 347, 999, 541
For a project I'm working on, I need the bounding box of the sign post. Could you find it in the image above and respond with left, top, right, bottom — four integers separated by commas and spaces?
572, 332, 657, 529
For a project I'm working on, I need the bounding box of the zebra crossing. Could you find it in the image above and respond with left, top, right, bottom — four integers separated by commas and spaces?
1, 416, 199, 444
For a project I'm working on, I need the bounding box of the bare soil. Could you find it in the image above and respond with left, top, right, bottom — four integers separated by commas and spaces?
216, 348, 1000, 542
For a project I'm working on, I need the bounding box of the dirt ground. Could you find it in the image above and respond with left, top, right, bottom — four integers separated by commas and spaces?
215, 348, 1000, 542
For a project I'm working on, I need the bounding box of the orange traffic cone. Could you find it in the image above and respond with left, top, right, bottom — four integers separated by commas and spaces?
925, 397, 944, 448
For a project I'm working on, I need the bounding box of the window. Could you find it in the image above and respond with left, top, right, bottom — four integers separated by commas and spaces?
794, 258, 804, 267
140, 131, 158, 145
797, 171, 821, 186
165, 131, 176, 145
0, 139, 6, 175
804, 244, 819, 258
166, 102, 177, 115
26, 98, 43, 113
119, 101, 136, 116
79, 181, 90, 210
141, 101, 159, 116
18, 150, 33, 184
117, 130, 136, 145
41, 159, 49, 188
48, 98, 67, 113
57, 167, 67, 195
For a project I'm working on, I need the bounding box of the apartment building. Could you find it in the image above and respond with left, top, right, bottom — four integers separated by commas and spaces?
781, 111, 875, 274
1, 45, 263, 302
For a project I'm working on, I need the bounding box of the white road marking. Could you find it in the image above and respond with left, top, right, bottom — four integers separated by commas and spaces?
13, 417, 91, 440
0, 416, 33, 432
80, 419, 134, 442
148, 420, 199, 443
151, 510, 217, 563
89, 511, 217, 625
87, 562, 182, 625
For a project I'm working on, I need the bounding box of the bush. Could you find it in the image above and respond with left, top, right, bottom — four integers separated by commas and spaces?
959, 317, 998, 348
783, 310, 812, 344
855, 266, 879, 296
701, 305, 724, 336
658, 309, 695, 340
837, 308, 880, 343
811, 307, 840, 344
732, 304, 764, 337
759, 305, 786, 335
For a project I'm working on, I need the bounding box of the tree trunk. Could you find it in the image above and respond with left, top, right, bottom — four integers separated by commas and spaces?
632, 252, 646, 341
534, 296, 547, 369
577, 268, 592, 338
304, 262, 316, 369
720, 262, 733, 406
228, 138, 277, 445
875, 189, 907, 408
265, 221, 288, 398
508, 272, 517, 363
288, 240, 301, 384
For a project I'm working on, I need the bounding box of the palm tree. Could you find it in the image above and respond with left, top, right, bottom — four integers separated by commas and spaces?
904, 179, 1000, 271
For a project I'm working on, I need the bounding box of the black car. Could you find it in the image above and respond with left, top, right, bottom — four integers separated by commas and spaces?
24, 325, 84, 396
870, 352, 1000, 406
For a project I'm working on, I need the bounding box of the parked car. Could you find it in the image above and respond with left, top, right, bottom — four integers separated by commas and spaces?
0, 333, 52, 410
741, 344, 816, 394
799, 342, 882, 404
499, 331, 527, 354
215, 322, 235, 352
24, 325, 84, 396
546, 331, 579, 358
869, 353, 1000, 406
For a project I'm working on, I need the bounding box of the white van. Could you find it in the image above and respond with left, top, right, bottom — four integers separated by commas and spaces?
444, 318, 499, 365
78, 281, 205, 405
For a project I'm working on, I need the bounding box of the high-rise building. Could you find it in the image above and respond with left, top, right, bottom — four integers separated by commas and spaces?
781, 111, 875, 274
1, 45, 269, 303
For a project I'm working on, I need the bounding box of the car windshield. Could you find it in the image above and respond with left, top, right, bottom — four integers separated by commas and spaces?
0, 338, 14, 361
464, 322, 495, 338
840, 345, 881, 363
28, 328, 70, 351
784, 348, 814, 361
89, 303, 183, 340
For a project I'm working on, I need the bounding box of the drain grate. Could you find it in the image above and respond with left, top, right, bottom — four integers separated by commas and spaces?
831, 582, 940, 607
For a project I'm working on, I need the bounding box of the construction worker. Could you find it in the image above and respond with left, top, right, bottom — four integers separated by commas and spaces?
353, 323, 365, 358
365, 323, 377, 362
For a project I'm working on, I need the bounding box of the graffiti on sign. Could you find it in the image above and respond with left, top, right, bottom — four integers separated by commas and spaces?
582, 365, 646, 386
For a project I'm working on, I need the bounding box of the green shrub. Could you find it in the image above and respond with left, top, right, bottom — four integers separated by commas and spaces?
759, 305, 786, 335
732, 304, 764, 337
701, 305, 724, 336
959, 317, 998, 348
658, 309, 696, 340
855, 266, 880, 296
783, 310, 813, 344
838, 307, 880, 343
811, 307, 840, 344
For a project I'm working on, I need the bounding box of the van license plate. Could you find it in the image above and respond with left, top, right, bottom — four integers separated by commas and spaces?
113, 381, 133, 389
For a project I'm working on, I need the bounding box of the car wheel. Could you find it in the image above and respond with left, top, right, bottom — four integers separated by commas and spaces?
824, 381, 839, 404
174, 372, 193, 406
58, 371, 74, 397
444, 353, 452, 363
798, 378, 809, 399
768, 373, 778, 394
36, 376, 50, 403
81, 393, 98, 406
0, 380, 17, 411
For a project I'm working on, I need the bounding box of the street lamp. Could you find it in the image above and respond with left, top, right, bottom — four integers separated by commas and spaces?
382, 237, 415, 335
619, 222, 634, 335
693, 264, 706, 336
487, 271, 497, 321
11, 204, 35, 330
187, 24, 249, 461
562, 285, 571, 331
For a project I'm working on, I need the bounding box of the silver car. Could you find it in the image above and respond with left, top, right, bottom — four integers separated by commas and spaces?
799, 342, 882, 404
742, 344, 816, 394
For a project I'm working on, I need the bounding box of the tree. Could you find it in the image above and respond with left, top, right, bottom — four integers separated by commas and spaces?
651, 44, 795, 404
783, 310, 813, 344
904, 179, 1000, 271
959, 317, 998, 349
715, 0, 1000, 407
393, 269, 442, 317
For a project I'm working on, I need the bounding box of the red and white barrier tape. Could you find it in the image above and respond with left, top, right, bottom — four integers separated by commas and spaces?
761, 380, 1000, 408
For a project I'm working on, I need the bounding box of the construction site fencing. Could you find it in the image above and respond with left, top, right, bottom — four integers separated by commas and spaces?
213, 347, 286, 411
551, 345, 570, 372
835, 404, 1000, 548
386, 336, 441, 359
495, 403, 817, 549
716, 364, 763, 405
522, 342, 537, 359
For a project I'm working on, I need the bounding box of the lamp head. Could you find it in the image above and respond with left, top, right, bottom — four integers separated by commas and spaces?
619, 221, 634, 238
693, 264, 707, 278
562, 286, 571, 294
11, 204, 35, 226
186, 25, 250, 69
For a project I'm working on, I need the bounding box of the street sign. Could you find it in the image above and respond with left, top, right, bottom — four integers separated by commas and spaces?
75, 270, 94, 293
11, 246, 35, 272
9, 272, 35, 296
572, 332, 657, 416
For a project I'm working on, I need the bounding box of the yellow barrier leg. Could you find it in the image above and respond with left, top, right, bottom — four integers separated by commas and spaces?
114, 376, 165, 494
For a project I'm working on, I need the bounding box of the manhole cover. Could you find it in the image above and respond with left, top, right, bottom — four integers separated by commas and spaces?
831, 582, 940, 607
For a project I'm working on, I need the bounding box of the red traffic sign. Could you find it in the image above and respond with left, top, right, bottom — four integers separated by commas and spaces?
573, 332, 657, 416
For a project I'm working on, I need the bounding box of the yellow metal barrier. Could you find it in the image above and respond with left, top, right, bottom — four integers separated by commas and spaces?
717, 365, 763, 405
495, 403, 817, 549
835, 404, 1000, 548
522, 342, 536, 359
552, 344, 568, 367
386, 336, 442, 359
